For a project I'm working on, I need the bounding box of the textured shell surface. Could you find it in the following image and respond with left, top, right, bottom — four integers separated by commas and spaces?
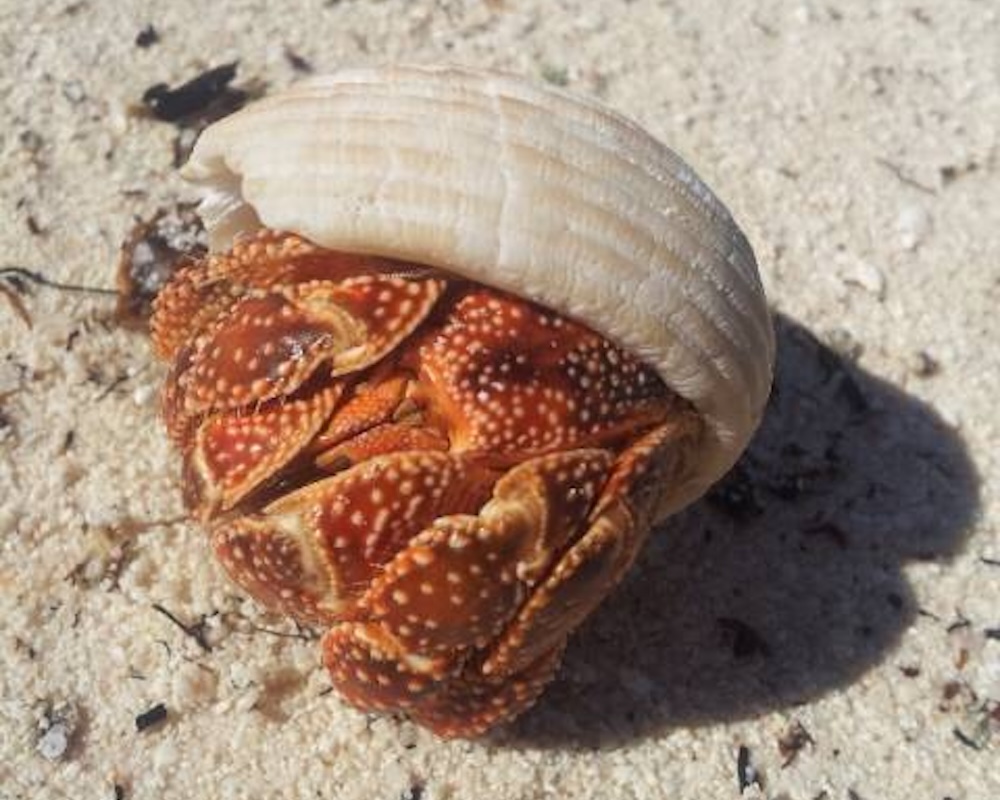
182, 64, 775, 514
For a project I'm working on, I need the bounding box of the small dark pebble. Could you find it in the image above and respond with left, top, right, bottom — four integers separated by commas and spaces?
941, 681, 964, 702
777, 720, 814, 767
736, 745, 762, 792
911, 350, 941, 378
115, 204, 206, 329
284, 46, 314, 74
135, 24, 159, 48
114, 784, 126, 800
952, 727, 982, 751
899, 665, 921, 678
946, 614, 971, 634
142, 62, 246, 125
984, 628, 1000, 641
718, 617, 770, 659
400, 783, 424, 800
706, 464, 762, 521
19, 129, 44, 154
135, 703, 168, 732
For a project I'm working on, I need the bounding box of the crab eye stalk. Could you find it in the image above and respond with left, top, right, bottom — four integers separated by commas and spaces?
150, 65, 773, 738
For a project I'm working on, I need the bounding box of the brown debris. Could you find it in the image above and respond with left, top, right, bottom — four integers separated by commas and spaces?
138, 63, 261, 165
141, 62, 246, 125
0, 281, 32, 328
777, 720, 815, 767
910, 350, 941, 378
283, 46, 314, 74
115, 204, 206, 330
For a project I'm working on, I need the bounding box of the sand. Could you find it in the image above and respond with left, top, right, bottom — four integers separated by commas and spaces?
1, 1, 997, 798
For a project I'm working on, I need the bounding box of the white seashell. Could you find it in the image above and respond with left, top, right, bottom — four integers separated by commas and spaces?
182, 64, 775, 514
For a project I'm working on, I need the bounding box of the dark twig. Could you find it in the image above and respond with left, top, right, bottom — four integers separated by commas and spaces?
0, 266, 117, 296
151, 603, 211, 652
874, 157, 937, 195
244, 623, 319, 642
94, 372, 131, 401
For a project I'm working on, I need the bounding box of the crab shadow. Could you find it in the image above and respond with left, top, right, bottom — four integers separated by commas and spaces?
503, 313, 980, 748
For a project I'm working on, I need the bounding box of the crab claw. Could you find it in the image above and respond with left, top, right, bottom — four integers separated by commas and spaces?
183, 383, 343, 517
322, 622, 454, 712
408, 645, 565, 738
211, 452, 495, 623
408, 288, 673, 463
319, 449, 613, 729
481, 416, 699, 680
174, 274, 445, 417
151, 230, 431, 361
323, 619, 564, 737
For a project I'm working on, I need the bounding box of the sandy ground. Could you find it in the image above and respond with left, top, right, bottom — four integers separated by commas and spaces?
1, 1, 998, 798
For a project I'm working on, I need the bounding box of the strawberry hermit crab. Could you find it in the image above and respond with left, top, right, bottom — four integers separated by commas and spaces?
149, 66, 774, 737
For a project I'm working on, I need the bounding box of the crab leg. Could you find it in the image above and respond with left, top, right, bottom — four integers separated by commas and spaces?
182, 383, 343, 518
210, 452, 495, 623
151, 230, 436, 361
321, 449, 614, 730
171, 273, 445, 419
480, 415, 699, 682
323, 417, 697, 737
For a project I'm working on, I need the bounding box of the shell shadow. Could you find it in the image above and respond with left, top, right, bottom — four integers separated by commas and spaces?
503, 312, 980, 748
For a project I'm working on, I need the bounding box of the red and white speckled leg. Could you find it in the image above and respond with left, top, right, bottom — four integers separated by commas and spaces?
169, 273, 444, 420
319, 449, 614, 733
480, 416, 699, 681
211, 451, 496, 623
408, 645, 566, 737
183, 384, 343, 518
321, 418, 697, 737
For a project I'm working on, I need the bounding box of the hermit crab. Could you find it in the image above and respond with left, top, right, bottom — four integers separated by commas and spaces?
149, 65, 774, 737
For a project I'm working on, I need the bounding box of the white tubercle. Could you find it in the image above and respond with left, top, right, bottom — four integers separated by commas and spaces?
182, 64, 775, 515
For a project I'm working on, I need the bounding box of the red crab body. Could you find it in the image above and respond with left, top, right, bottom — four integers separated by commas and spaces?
151, 230, 699, 737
